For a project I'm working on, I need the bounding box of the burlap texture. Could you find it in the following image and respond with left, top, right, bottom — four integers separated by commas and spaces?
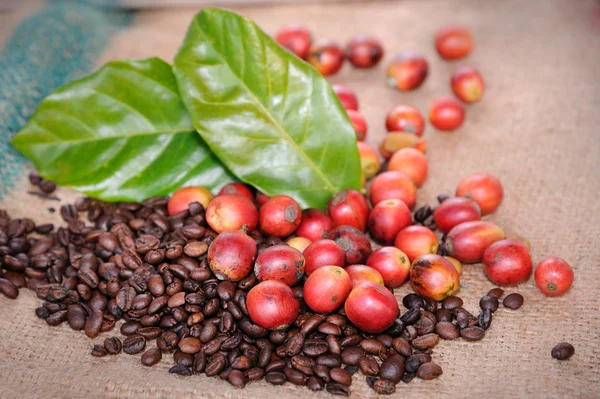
1, 0, 600, 398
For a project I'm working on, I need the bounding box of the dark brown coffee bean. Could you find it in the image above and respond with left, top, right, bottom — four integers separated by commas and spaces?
379, 354, 404, 384
404, 355, 421, 374
205, 354, 227, 377
302, 338, 328, 357
551, 342, 575, 360
120, 321, 141, 336
326, 382, 351, 396
460, 326, 485, 341
168, 364, 192, 376
35, 306, 50, 320
376, 334, 393, 348
136, 327, 162, 340
480, 294, 499, 312
39, 179, 57, 194
46, 310, 68, 326
453, 308, 472, 329
313, 364, 331, 382
503, 293, 524, 310
284, 332, 304, 356
330, 367, 352, 386
230, 355, 251, 370
435, 321, 459, 340
299, 314, 323, 335
123, 334, 146, 354
67, 304, 86, 330
266, 371, 286, 385
385, 318, 404, 337
326, 334, 341, 355
225, 369, 244, 388
217, 280, 236, 302
318, 322, 341, 336
84, 311, 103, 338
441, 296, 462, 310
400, 325, 418, 341
265, 358, 286, 373
414, 313, 436, 335
417, 362, 443, 380
411, 333, 439, 350
307, 375, 325, 391
183, 241, 208, 258
190, 268, 211, 282
192, 352, 207, 374
360, 338, 385, 355
342, 324, 357, 336
178, 337, 201, 354
104, 337, 122, 355
291, 354, 315, 375
373, 378, 396, 395
340, 334, 361, 347
359, 355, 380, 376
340, 347, 365, 366
219, 312, 235, 334
197, 323, 216, 344
488, 287, 505, 299
141, 348, 162, 366
435, 307, 453, 323
400, 307, 420, 325
284, 367, 308, 385
91, 344, 108, 357
478, 309, 493, 330
402, 293, 424, 309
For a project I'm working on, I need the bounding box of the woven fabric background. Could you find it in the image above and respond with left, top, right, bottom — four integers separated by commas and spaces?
1, 0, 599, 398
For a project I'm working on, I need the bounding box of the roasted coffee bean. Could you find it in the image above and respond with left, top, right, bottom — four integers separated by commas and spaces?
91, 344, 108, 357
423, 297, 438, 313
340, 347, 365, 366
284, 367, 308, 385
488, 287, 505, 299
219, 366, 234, 381
231, 355, 252, 370
330, 367, 352, 386
104, 337, 122, 355
205, 354, 227, 377
198, 323, 217, 344
313, 364, 331, 382
183, 241, 208, 258
326, 334, 341, 355
404, 355, 422, 374
401, 325, 418, 341
460, 326, 486, 341
385, 318, 405, 337
265, 358, 286, 373
551, 342, 575, 360
359, 355, 380, 376
402, 372, 416, 384
379, 354, 405, 384
190, 268, 212, 282
318, 322, 341, 336
376, 334, 393, 348
226, 369, 245, 388
132, 293, 152, 310
360, 338, 385, 355
402, 293, 424, 309
415, 313, 436, 335
373, 378, 396, 395
435, 321, 459, 340
340, 334, 361, 347
412, 333, 439, 350
120, 321, 141, 336
442, 296, 463, 310
436, 307, 453, 323
325, 382, 351, 396
217, 280, 236, 302
307, 375, 325, 391
169, 364, 192, 376
290, 354, 315, 375
157, 331, 179, 352
138, 327, 162, 340
84, 311, 104, 338
417, 362, 443, 380
203, 298, 220, 318
400, 307, 420, 325
168, 264, 189, 281
453, 308, 472, 329
300, 314, 324, 335
123, 334, 146, 354
0, 278, 19, 299
342, 324, 357, 336
503, 293, 524, 310
35, 306, 50, 320
316, 354, 342, 368
237, 274, 257, 291
174, 351, 194, 367
478, 309, 493, 330
67, 304, 86, 330
192, 352, 207, 374
281, 332, 303, 356
480, 294, 499, 312
141, 348, 162, 366
46, 310, 68, 326
302, 338, 328, 357
219, 311, 235, 333
266, 371, 286, 385
392, 337, 412, 357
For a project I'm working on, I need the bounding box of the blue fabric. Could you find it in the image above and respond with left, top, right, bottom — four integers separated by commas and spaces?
0, 2, 132, 198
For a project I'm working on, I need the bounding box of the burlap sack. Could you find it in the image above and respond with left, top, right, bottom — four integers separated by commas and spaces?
1, 0, 599, 398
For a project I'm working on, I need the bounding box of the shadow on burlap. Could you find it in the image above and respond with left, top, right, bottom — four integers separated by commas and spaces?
1, 0, 599, 398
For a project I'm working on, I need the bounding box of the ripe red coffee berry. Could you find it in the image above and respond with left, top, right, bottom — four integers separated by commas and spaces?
168, 186, 214, 215
368, 199, 412, 245
435, 25, 474, 60
208, 230, 257, 281
247, 280, 299, 330
387, 147, 428, 187
444, 221, 505, 264
332, 84, 359, 111
534, 257, 574, 296
347, 110, 368, 141
456, 173, 503, 215
366, 246, 411, 288
205, 194, 258, 233
295, 209, 334, 242
254, 245, 305, 286
274, 24, 312, 59
259, 195, 302, 237
369, 171, 416, 208
304, 266, 352, 313
451, 66, 485, 103
303, 239, 346, 275
218, 182, 255, 202
327, 189, 370, 233
386, 52, 429, 91
307, 40, 345, 76
410, 254, 460, 301
394, 225, 439, 263
345, 265, 384, 287
385, 105, 425, 136
345, 281, 399, 333
429, 97, 465, 131
483, 239, 533, 286
433, 196, 481, 233
346, 34, 384, 69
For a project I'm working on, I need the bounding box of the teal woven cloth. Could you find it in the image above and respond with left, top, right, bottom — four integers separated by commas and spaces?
0, 2, 132, 198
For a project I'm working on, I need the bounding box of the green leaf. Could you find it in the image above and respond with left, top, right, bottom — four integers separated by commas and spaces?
173, 8, 361, 209
11, 57, 235, 202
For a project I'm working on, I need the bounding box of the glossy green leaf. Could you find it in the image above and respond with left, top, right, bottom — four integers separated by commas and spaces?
11, 57, 235, 202
173, 8, 362, 209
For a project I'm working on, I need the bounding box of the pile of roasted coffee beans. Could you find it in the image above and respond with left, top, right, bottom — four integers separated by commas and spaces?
1, 188, 528, 396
